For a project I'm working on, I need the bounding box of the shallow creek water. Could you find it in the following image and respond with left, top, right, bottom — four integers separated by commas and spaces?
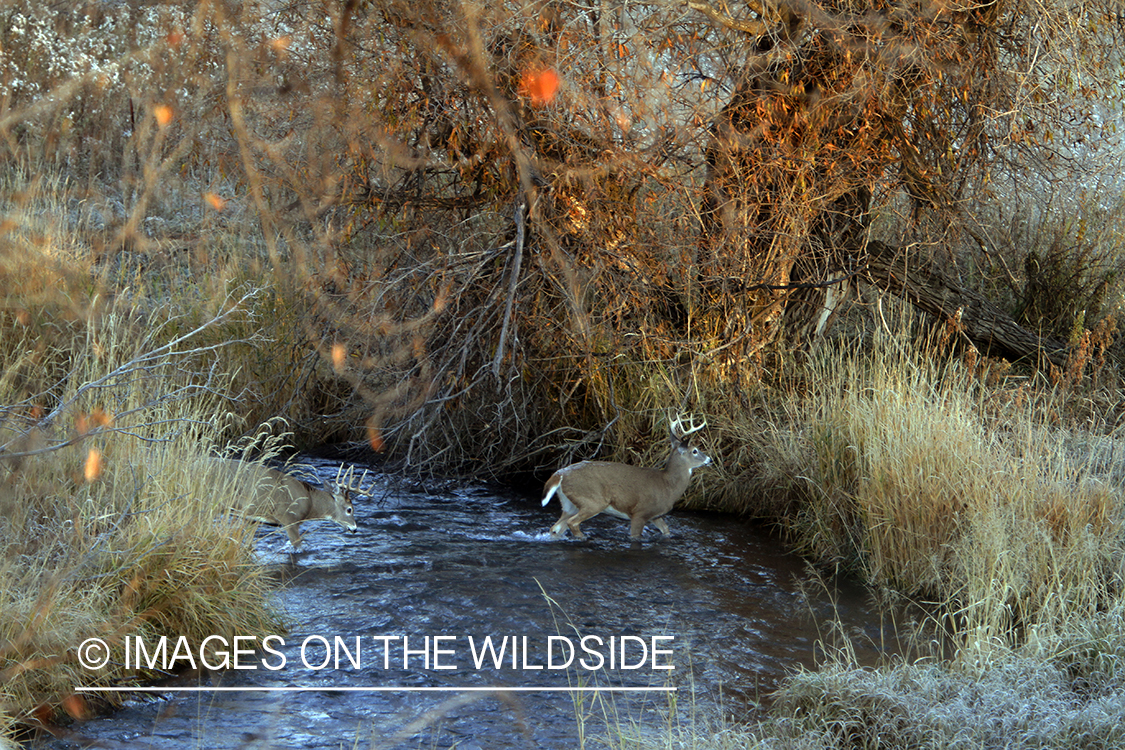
41, 459, 897, 749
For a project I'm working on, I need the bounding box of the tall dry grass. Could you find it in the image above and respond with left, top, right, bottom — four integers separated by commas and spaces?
0, 208, 289, 740
737, 322, 1125, 642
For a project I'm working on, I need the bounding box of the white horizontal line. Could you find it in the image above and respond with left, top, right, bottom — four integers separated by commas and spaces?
76, 686, 676, 693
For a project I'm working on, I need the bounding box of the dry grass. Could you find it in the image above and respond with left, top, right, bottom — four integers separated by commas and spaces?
598, 322, 1125, 748
765, 636, 1125, 749
740, 329, 1125, 638
0, 218, 287, 741
601, 602, 1125, 749
598, 331, 1125, 749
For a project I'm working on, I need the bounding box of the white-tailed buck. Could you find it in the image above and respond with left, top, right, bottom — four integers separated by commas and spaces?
542, 415, 711, 540
213, 458, 362, 548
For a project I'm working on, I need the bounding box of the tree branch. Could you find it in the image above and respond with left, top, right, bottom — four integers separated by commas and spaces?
686, 0, 769, 35
0, 288, 264, 463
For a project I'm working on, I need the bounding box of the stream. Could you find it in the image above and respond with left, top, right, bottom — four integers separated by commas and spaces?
40, 458, 898, 749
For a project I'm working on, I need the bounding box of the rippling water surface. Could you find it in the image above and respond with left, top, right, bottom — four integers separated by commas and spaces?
40, 459, 895, 749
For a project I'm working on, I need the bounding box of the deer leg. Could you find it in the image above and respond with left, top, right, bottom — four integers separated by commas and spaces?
550, 513, 574, 538
549, 486, 580, 538
285, 524, 303, 548
566, 506, 606, 541
566, 518, 589, 540
653, 517, 670, 536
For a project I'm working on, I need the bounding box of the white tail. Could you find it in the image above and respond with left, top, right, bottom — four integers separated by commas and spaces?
213, 458, 361, 548
541, 415, 711, 540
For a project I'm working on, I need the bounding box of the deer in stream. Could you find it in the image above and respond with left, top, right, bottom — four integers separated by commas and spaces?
213, 458, 362, 549
541, 415, 711, 541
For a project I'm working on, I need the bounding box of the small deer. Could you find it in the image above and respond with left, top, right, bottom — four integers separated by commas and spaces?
541, 415, 711, 541
213, 458, 361, 549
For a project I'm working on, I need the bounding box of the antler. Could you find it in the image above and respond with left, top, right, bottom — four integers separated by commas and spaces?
669, 413, 707, 439
334, 464, 370, 495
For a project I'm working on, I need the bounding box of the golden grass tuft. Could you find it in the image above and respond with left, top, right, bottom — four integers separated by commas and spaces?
0, 221, 284, 742
733, 331, 1125, 643
0, 389, 283, 741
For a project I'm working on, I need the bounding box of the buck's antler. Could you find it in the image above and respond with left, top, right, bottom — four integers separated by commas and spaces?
334, 464, 370, 495
669, 413, 707, 439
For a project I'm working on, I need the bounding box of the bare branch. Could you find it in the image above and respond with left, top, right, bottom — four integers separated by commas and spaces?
686, 0, 769, 35
0, 288, 264, 464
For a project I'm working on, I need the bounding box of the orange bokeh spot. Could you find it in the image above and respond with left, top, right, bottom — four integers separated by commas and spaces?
61, 694, 89, 720
154, 104, 173, 127
84, 448, 103, 482
367, 424, 385, 452
520, 68, 559, 106
76, 407, 113, 436
331, 343, 347, 372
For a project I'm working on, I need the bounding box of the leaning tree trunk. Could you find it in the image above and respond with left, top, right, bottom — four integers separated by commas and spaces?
865, 240, 1070, 368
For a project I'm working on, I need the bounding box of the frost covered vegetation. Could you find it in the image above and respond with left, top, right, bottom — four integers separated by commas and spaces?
2, 0, 1125, 747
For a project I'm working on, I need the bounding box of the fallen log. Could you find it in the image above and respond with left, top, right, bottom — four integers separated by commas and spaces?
865, 240, 1070, 368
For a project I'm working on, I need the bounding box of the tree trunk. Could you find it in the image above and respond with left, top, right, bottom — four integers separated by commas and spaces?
865, 240, 1070, 368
